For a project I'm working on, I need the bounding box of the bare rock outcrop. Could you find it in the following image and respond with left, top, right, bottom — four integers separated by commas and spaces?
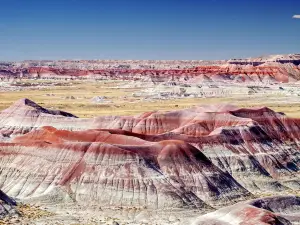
0, 189, 17, 219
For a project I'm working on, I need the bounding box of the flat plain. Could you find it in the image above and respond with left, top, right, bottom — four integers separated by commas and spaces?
1, 79, 300, 118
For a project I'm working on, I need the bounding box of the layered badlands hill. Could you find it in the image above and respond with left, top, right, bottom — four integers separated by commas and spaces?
1, 54, 300, 83
0, 99, 299, 224
193, 196, 300, 225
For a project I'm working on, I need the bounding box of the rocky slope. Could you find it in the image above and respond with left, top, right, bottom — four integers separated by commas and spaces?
1, 54, 300, 83
0, 99, 299, 224
192, 196, 300, 225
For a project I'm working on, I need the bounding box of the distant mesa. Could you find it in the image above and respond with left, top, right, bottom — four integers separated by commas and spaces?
1, 53, 300, 84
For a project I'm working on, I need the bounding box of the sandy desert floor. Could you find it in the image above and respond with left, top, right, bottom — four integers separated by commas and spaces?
1, 79, 300, 118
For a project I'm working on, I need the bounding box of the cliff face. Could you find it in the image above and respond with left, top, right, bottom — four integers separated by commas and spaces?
1, 54, 300, 83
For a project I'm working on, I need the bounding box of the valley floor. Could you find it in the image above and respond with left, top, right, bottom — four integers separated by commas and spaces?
1, 79, 300, 118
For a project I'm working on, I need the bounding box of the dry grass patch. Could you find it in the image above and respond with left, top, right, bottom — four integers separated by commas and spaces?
1, 80, 300, 118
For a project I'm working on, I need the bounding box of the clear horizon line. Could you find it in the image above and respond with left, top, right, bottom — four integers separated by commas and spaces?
1, 53, 300, 63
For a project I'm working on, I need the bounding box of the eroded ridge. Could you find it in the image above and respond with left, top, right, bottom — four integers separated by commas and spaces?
0, 99, 299, 224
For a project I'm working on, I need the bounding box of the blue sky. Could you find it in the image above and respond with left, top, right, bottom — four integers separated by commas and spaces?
0, 0, 299, 60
